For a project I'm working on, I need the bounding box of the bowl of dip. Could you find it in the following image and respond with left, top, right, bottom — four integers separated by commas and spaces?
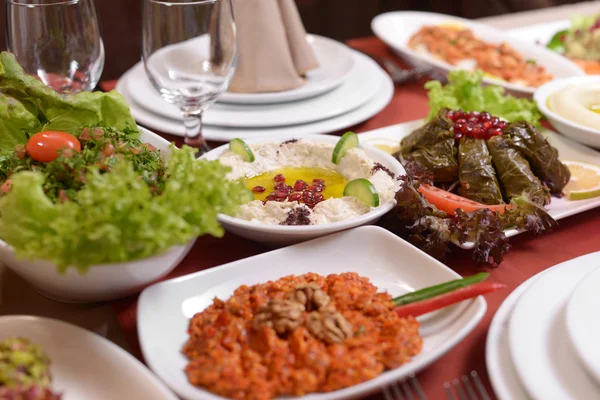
202, 134, 405, 246
535, 76, 600, 149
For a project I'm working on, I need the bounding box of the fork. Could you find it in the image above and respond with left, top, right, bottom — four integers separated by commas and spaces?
352, 49, 433, 84
383, 374, 428, 400
443, 371, 492, 400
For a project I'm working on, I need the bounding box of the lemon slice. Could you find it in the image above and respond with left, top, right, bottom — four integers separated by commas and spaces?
563, 161, 600, 200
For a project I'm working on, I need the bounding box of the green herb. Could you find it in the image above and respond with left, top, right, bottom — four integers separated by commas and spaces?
425, 70, 542, 125
392, 273, 489, 306
449, 39, 458, 45
0, 146, 247, 273
525, 59, 537, 64
546, 30, 568, 53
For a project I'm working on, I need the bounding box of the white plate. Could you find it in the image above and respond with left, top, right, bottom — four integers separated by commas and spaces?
125, 50, 380, 128
0, 315, 178, 400
220, 35, 354, 104
508, 20, 570, 46
371, 11, 584, 96
535, 75, 600, 149
565, 264, 600, 384
358, 119, 600, 249
203, 134, 404, 246
486, 275, 540, 400
137, 226, 486, 400
508, 252, 600, 400
116, 63, 394, 141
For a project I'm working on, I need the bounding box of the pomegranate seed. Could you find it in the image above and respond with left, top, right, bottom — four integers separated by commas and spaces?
483, 121, 492, 130
499, 121, 508, 130
480, 112, 491, 121
252, 186, 266, 193
473, 126, 485, 138
456, 118, 467, 125
454, 133, 463, 141
460, 123, 474, 135
455, 122, 465, 133
275, 189, 289, 199
274, 174, 285, 182
447, 110, 456, 120
454, 110, 464, 119
288, 192, 302, 202
265, 194, 276, 202
309, 185, 324, 192
274, 181, 287, 190
314, 193, 324, 202
312, 178, 325, 184
468, 116, 479, 124
487, 127, 503, 137
293, 180, 308, 191
490, 117, 499, 125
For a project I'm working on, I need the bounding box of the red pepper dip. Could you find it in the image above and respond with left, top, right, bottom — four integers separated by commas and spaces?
182, 272, 423, 400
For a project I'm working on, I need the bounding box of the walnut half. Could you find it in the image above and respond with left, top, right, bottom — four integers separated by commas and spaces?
252, 299, 305, 335
286, 283, 330, 311
306, 309, 353, 344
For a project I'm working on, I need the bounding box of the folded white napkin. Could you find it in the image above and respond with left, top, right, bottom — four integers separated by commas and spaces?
228, 0, 319, 93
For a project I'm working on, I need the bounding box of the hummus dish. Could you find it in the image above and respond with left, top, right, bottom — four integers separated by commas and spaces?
548, 82, 600, 130
218, 135, 398, 226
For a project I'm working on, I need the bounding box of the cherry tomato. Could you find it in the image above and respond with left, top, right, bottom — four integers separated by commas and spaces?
26, 131, 81, 163
418, 184, 510, 216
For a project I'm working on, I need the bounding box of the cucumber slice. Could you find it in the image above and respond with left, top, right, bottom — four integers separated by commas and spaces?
343, 178, 380, 207
240, 186, 255, 203
229, 138, 255, 162
332, 132, 359, 164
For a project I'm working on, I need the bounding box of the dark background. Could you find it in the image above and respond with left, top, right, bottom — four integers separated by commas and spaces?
0, 0, 581, 80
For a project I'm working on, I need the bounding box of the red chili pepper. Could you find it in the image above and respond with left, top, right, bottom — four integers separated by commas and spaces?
395, 281, 506, 318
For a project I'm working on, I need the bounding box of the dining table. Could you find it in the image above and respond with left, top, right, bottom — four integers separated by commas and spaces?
2, 2, 600, 399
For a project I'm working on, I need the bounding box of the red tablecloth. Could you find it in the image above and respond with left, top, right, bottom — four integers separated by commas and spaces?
101, 37, 600, 400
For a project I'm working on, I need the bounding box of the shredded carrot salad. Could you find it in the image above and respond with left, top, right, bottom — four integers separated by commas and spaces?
183, 272, 423, 400
408, 25, 553, 88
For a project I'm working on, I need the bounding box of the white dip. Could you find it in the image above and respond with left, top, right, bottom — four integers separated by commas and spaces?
218, 140, 398, 225
548, 83, 600, 130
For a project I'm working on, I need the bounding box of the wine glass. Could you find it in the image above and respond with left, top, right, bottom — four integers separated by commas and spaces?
142, 0, 237, 154
6, 0, 105, 93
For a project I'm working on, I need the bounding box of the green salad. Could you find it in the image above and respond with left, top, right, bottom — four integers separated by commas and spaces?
425, 70, 542, 125
0, 52, 246, 273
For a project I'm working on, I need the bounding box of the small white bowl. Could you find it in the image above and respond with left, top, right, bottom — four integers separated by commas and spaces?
535, 76, 600, 149
0, 127, 196, 303
203, 134, 405, 246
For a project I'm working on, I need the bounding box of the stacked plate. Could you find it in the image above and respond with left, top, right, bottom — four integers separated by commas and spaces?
486, 251, 600, 400
116, 35, 394, 142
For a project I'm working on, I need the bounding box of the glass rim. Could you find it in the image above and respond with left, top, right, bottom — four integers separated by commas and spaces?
7, 0, 81, 7
144, 0, 218, 5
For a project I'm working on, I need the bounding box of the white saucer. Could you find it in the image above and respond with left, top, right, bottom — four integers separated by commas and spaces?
566, 262, 600, 385
508, 252, 600, 400
486, 275, 541, 400
116, 57, 394, 142
125, 51, 380, 128
0, 315, 178, 400
221, 35, 354, 104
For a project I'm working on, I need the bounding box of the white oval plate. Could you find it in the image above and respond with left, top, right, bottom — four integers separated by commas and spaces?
202, 134, 403, 246
371, 11, 584, 96
137, 225, 486, 400
115, 57, 394, 141
565, 265, 600, 385
221, 35, 354, 104
508, 252, 600, 400
486, 275, 541, 400
126, 50, 379, 128
534, 75, 600, 149
0, 315, 178, 400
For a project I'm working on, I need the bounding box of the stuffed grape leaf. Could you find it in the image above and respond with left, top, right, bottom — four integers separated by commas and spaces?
486, 135, 551, 206
458, 136, 504, 204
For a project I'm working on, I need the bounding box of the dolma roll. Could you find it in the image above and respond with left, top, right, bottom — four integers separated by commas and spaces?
505, 122, 571, 193
487, 135, 551, 206
458, 137, 504, 204
398, 108, 458, 182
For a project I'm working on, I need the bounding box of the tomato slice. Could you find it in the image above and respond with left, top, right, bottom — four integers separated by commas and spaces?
417, 184, 509, 216
26, 131, 81, 163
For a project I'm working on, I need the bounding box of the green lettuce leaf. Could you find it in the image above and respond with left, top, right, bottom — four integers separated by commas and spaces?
570, 14, 598, 31
425, 70, 542, 125
0, 146, 246, 274
0, 51, 138, 153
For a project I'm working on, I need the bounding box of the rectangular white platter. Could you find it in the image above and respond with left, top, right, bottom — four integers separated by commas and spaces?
359, 119, 600, 249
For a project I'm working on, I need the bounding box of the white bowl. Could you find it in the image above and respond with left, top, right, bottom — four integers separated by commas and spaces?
535, 75, 600, 149
203, 134, 405, 246
0, 127, 196, 303
371, 11, 585, 97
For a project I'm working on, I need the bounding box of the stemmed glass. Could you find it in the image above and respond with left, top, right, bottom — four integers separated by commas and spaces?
6, 0, 105, 93
142, 0, 237, 154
